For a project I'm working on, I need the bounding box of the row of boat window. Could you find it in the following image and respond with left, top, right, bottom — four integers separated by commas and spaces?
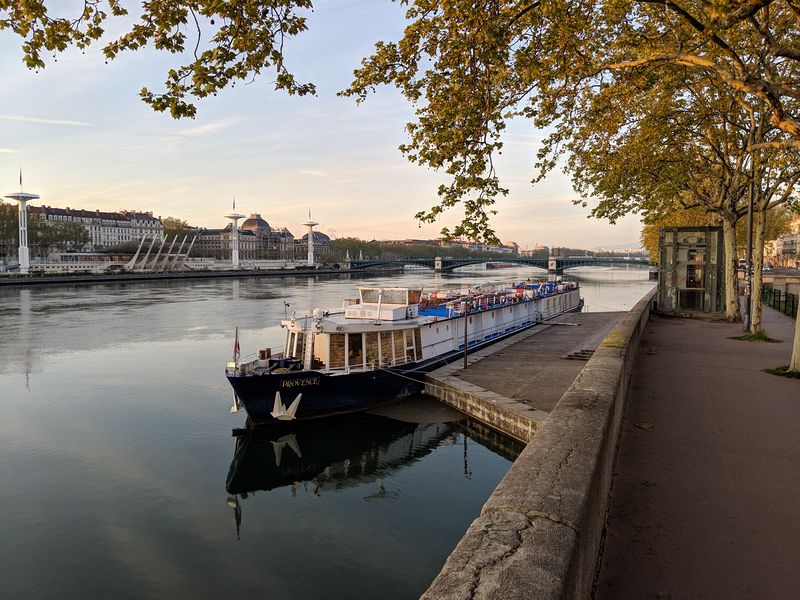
285, 329, 422, 370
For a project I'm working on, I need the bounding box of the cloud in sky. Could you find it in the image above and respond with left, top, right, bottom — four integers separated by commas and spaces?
299, 170, 332, 178
0, 148, 19, 154
177, 118, 239, 137
0, 115, 92, 127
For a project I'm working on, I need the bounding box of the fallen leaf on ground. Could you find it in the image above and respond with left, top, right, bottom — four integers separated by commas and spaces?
635, 422, 655, 431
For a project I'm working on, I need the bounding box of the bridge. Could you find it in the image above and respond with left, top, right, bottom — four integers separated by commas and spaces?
347, 255, 649, 274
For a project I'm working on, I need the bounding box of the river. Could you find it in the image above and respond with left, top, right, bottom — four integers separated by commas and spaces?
0, 266, 653, 599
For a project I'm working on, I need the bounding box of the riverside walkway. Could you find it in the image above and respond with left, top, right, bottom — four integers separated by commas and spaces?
423, 292, 798, 600
595, 306, 800, 599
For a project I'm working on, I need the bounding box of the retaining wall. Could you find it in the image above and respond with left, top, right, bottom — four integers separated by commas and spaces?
422, 325, 553, 444
421, 288, 656, 600
0, 268, 352, 287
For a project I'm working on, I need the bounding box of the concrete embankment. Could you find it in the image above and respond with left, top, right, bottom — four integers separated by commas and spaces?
422, 289, 656, 600
423, 312, 624, 444
0, 267, 355, 287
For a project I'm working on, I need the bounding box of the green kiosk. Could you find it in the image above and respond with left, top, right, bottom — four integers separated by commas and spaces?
658, 226, 725, 315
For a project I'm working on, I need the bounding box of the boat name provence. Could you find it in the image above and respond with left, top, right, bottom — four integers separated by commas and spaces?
280, 377, 321, 388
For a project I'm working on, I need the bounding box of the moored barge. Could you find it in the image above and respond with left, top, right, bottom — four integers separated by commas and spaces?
225, 280, 582, 425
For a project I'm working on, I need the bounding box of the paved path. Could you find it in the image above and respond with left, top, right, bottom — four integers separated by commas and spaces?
595, 307, 800, 600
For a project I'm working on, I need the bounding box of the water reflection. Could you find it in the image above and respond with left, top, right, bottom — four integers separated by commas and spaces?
225, 406, 525, 541
226, 414, 441, 497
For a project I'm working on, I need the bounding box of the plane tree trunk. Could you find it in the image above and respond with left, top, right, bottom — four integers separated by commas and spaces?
750, 209, 766, 335
790, 313, 800, 372
721, 215, 741, 322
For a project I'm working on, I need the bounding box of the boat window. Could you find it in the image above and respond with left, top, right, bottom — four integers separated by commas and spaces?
348, 333, 364, 368
381, 332, 394, 366
393, 330, 405, 363
312, 333, 328, 369
364, 332, 379, 367
329, 334, 346, 369
413, 328, 422, 360
360, 288, 382, 303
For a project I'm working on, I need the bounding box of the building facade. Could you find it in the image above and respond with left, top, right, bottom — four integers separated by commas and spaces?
23, 205, 164, 251
193, 213, 297, 259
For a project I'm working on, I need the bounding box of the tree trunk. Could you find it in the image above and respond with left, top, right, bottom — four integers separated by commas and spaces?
750, 209, 765, 335
721, 216, 741, 321
790, 311, 800, 372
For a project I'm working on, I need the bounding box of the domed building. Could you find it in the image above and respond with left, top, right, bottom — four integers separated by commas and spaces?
239, 213, 295, 258
240, 213, 270, 235
193, 211, 296, 260
299, 231, 332, 250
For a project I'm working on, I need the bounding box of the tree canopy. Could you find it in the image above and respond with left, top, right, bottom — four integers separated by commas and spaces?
0, 201, 91, 252
0, 0, 315, 119
5, 1, 800, 241
162, 216, 193, 238
343, 0, 800, 239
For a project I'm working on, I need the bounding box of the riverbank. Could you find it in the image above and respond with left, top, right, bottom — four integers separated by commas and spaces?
422, 289, 655, 600
421, 293, 798, 600
0, 267, 357, 287
423, 311, 625, 443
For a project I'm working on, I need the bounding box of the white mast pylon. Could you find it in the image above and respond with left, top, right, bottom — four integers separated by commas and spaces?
5, 171, 39, 275
225, 198, 245, 269
302, 210, 319, 268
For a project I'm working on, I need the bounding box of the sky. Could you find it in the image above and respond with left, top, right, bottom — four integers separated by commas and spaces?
0, 0, 644, 250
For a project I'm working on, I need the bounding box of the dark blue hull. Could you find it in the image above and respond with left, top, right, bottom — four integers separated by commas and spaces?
227, 353, 453, 425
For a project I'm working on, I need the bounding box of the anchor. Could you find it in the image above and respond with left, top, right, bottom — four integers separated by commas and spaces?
271, 391, 302, 421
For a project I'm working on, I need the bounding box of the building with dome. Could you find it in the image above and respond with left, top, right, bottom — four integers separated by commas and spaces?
192, 212, 295, 259
298, 230, 332, 253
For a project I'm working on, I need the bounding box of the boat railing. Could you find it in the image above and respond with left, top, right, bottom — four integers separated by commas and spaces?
456, 289, 579, 346
322, 354, 411, 375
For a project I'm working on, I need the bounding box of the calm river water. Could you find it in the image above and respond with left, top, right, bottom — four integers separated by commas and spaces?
0, 266, 653, 599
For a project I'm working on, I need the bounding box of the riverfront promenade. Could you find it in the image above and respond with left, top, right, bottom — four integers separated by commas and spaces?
595, 306, 800, 599
422, 293, 798, 600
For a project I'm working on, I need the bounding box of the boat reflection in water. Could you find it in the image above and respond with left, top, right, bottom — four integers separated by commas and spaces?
225, 397, 524, 538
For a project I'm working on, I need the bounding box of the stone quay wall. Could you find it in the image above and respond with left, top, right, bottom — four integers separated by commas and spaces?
421, 288, 656, 600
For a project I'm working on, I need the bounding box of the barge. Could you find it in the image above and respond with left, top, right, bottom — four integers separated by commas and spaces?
225, 280, 582, 425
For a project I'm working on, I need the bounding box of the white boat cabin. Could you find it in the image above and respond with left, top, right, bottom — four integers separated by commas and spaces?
274, 283, 580, 375
281, 287, 426, 374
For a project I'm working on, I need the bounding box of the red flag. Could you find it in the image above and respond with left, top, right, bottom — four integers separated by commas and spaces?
233, 326, 240, 362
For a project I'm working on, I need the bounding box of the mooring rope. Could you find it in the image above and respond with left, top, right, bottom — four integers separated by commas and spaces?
376, 366, 458, 394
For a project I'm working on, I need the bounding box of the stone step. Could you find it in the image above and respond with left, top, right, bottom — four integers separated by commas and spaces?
563, 348, 595, 361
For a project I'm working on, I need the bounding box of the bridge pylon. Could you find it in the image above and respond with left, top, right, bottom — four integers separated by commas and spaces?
547, 256, 562, 274
434, 256, 443, 272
